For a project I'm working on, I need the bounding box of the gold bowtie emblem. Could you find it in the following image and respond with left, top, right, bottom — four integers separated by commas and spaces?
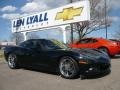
55, 7, 83, 21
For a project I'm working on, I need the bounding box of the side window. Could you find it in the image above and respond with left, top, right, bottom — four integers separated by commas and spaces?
87, 39, 97, 43
41, 40, 54, 50
79, 39, 97, 44
20, 40, 43, 50
27, 41, 42, 49
34, 40, 42, 49
19, 41, 27, 47
20, 40, 34, 48
79, 39, 89, 44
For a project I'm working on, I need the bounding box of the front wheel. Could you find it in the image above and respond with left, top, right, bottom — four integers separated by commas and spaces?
7, 54, 19, 69
59, 57, 79, 79
98, 47, 109, 55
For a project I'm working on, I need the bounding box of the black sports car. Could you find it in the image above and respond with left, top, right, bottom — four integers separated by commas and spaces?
4, 39, 111, 79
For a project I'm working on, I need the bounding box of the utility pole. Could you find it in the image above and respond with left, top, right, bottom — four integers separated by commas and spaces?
105, 0, 108, 39
70, 0, 74, 43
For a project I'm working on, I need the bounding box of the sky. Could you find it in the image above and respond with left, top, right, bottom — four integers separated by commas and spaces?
0, 0, 120, 42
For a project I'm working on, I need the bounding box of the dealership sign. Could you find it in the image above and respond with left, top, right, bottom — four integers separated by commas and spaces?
12, 0, 90, 33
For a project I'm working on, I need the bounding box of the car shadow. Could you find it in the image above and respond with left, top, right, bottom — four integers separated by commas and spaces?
21, 66, 59, 76
21, 66, 111, 80
81, 69, 111, 80
111, 55, 120, 59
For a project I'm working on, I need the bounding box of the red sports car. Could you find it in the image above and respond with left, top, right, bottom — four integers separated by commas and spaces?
69, 38, 120, 57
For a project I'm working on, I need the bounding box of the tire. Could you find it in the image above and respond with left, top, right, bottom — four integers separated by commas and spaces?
98, 47, 109, 55
7, 54, 19, 69
59, 56, 79, 79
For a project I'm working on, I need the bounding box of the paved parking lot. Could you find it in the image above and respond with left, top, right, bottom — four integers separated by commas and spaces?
0, 57, 120, 90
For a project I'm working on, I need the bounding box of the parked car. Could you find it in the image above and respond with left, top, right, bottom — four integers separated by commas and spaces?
69, 38, 120, 57
4, 39, 111, 79
0, 45, 7, 50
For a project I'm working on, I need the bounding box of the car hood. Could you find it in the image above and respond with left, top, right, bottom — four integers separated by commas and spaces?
71, 48, 104, 56
70, 48, 110, 63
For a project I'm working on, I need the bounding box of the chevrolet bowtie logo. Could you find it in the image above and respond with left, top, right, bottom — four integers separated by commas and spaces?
55, 7, 83, 21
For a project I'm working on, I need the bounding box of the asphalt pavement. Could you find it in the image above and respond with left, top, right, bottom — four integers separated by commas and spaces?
0, 57, 120, 90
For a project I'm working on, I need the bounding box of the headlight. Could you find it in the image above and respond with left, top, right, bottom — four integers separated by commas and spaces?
79, 54, 84, 59
78, 54, 89, 64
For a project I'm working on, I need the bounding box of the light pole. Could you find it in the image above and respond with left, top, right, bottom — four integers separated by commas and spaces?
70, 0, 74, 43
105, 0, 108, 39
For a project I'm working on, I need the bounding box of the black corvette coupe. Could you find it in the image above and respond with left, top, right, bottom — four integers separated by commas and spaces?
4, 39, 111, 79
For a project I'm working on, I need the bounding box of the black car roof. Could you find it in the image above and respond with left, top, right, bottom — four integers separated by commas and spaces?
27, 39, 49, 41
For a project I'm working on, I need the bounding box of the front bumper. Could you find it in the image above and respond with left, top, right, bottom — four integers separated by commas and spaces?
108, 46, 120, 55
79, 63, 111, 76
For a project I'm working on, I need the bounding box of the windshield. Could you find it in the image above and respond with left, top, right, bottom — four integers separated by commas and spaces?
42, 39, 68, 50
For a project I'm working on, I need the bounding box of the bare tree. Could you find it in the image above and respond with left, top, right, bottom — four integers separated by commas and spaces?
27, 32, 40, 39
69, 0, 112, 41
10, 33, 24, 45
